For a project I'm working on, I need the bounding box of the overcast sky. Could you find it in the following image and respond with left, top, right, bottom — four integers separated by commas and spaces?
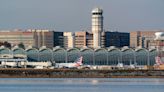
0, 0, 164, 32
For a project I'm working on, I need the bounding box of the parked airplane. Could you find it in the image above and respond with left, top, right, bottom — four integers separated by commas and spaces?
0, 59, 27, 68
155, 56, 163, 65
0, 61, 17, 68
56, 56, 83, 68
27, 61, 52, 68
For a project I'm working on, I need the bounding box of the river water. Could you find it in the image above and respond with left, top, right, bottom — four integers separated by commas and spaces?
0, 78, 163, 92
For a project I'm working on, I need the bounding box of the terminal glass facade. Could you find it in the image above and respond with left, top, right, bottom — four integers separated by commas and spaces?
0, 46, 157, 66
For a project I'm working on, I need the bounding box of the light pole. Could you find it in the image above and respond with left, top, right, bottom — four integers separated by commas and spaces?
106, 51, 109, 65
51, 50, 53, 63
146, 50, 150, 66
65, 51, 67, 63
132, 50, 136, 65
120, 51, 122, 64
37, 50, 39, 62
24, 51, 27, 68
93, 51, 95, 65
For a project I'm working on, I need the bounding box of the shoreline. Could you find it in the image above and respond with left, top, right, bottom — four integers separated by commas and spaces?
0, 68, 164, 78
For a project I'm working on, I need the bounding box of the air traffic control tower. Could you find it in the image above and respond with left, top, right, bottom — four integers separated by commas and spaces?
92, 8, 103, 48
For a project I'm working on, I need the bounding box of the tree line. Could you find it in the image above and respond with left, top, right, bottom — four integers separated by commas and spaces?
0, 41, 25, 49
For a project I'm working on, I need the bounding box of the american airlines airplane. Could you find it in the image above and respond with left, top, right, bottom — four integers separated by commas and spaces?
155, 56, 163, 65
56, 56, 83, 68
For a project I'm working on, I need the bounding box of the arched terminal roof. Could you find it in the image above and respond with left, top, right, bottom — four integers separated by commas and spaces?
95, 48, 107, 52
121, 46, 135, 52
67, 48, 80, 63
39, 47, 52, 61
12, 46, 26, 58
135, 48, 148, 52
108, 46, 120, 52
0, 46, 12, 58
26, 47, 39, 61
67, 48, 80, 52
53, 46, 66, 52
80, 47, 94, 52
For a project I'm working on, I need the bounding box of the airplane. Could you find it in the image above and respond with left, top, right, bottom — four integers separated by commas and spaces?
0, 61, 17, 68
0, 59, 27, 68
27, 61, 52, 68
155, 56, 163, 65
56, 56, 83, 69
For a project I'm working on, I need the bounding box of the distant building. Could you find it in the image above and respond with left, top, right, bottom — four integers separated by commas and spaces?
53, 32, 64, 48
28, 29, 63, 48
103, 31, 130, 48
86, 32, 94, 48
0, 30, 34, 48
63, 32, 74, 48
0, 29, 63, 49
75, 31, 87, 48
29, 29, 54, 48
130, 31, 159, 48
73, 31, 129, 48
74, 31, 93, 48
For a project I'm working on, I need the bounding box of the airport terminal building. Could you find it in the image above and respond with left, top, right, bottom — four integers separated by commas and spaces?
0, 46, 157, 66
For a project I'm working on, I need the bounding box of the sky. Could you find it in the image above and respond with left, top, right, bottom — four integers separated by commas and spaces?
0, 0, 164, 32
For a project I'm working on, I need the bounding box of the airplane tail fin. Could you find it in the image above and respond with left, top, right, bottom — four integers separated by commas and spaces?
75, 56, 83, 66
155, 56, 163, 65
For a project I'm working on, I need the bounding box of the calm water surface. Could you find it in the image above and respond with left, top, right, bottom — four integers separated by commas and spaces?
0, 78, 164, 92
